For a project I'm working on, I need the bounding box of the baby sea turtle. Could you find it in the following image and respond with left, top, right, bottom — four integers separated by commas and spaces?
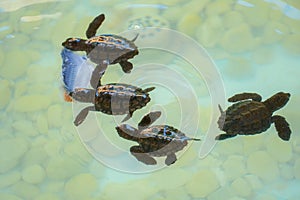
62, 13, 139, 88
116, 111, 200, 165
216, 92, 292, 141
61, 48, 154, 126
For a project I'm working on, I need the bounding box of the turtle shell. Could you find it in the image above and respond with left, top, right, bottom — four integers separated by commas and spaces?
218, 100, 272, 135
94, 83, 150, 115
137, 125, 189, 157
86, 34, 138, 64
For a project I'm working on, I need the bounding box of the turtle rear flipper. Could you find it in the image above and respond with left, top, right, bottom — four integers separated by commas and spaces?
165, 153, 177, 166
143, 87, 155, 93
86, 14, 105, 39
138, 111, 162, 129
119, 60, 133, 73
272, 115, 291, 141
228, 93, 262, 102
130, 146, 157, 165
215, 133, 237, 140
74, 106, 95, 126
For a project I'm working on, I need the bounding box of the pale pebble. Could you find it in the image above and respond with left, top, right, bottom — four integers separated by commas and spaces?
51, 13, 76, 46
11, 181, 39, 199
23, 147, 48, 166
176, 146, 197, 167
266, 136, 292, 162
215, 136, 243, 156
0, 137, 28, 173
244, 174, 263, 190
177, 13, 201, 36
13, 95, 52, 112
22, 164, 46, 184
251, 47, 274, 65
103, 180, 156, 200
164, 187, 190, 200
207, 186, 234, 200
33, 193, 60, 200
280, 164, 294, 180
46, 156, 84, 180
185, 169, 220, 198
294, 158, 300, 179
224, 57, 253, 79
36, 114, 49, 134
247, 151, 279, 181
231, 177, 252, 197
45, 181, 65, 193
256, 194, 277, 200
18, 17, 42, 35
0, 79, 11, 109
0, 193, 22, 200
220, 24, 257, 53
0, 50, 31, 79
0, 21, 13, 39
282, 33, 300, 55
47, 104, 63, 127
0, 171, 21, 189
64, 173, 98, 200
242, 136, 264, 155
14, 80, 28, 97
64, 141, 93, 164
196, 18, 223, 48
263, 21, 289, 44
12, 119, 39, 137
223, 155, 246, 181
235, 1, 270, 27
283, 17, 300, 34
205, 0, 232, 16
150, 168, 192, 190
27, 65, 55, 83
7, 33, 30, 46
44, 139, 62, 157
223, 11, 244, 29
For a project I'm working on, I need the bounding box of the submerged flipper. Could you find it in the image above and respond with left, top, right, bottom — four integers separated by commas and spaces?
228, 93, 262, 102
86, 14, 105, 39
215, 134, 237, 140
138, 111, 161, 129
272, 115, 291, 141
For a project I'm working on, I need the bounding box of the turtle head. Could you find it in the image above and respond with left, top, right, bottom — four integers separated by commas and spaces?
62, 38, 88, 51
70, 88, 95, 103
264, 92, 291, 113
116, 124, 139, 141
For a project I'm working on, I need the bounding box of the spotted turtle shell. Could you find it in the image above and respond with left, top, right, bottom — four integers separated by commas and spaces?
218, 100, 272, 135
86, 34, 138, 64
94, 83, 150, 115
137, 125, 189, 157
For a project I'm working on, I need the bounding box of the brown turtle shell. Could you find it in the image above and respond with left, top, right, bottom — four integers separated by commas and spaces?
94, 83, 150, 115
137, 125, 189, 157
218, 100, 272, 135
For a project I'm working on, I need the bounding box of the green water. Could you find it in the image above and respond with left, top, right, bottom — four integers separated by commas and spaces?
0, 0, 300, 199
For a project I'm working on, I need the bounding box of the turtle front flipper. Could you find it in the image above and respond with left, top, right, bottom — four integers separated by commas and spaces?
215, 133, 237, 140
272, 115, 291, 141
86, 14, 105, 39
228, 93, 262, 102
90, 63, 107, 89
165, 153, 177, 166
121, 112, 133, 123
138, 111, 162, 129
74, 106, 95, 126
119, 60, 133, 73
130, 146, 157, 165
